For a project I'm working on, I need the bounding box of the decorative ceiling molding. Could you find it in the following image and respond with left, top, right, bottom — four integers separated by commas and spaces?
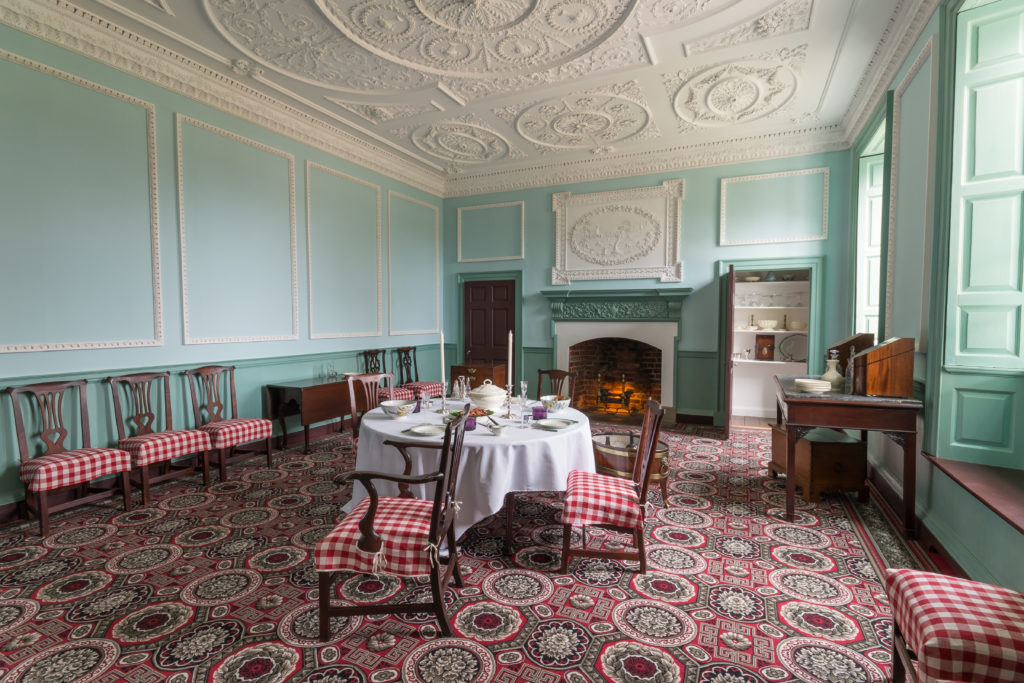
685, 0, 813, 55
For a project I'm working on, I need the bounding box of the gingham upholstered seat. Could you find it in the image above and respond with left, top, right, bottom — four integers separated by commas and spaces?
198, 418, 272, 449
885, 568, 1024, 683
560, 399, 665, 575
399, 382, 444, 399
563, 470, 642, 528
22, 448, 131, 492
119, 429, 213, 467
315, 497, 436, 576
378, 386, 415, 402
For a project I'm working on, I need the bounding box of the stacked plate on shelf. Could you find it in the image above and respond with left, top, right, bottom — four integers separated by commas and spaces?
794, 378, 832, 393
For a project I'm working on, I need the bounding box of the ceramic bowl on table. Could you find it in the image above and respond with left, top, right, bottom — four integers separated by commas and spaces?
380, 399, 416, 418
540, 394, 570, 413
757, 320, 778, 330
467, 379, 507, 412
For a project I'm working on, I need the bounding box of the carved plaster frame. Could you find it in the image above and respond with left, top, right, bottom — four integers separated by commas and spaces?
719, 167, 830, 246
551, 180, 684, 285
457, 201, 524, 262
0, 50, 163, 353
306, 161, 382, 338
176, 114, 299, 344
387, 191, 440, 336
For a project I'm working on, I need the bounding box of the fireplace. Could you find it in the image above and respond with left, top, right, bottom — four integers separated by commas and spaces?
569, 338, 661, 415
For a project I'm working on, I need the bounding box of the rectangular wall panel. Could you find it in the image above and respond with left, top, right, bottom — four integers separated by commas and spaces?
953, 388, 1013, 449
388, 192, 439, 335
969, 78, 1024, 180
971, 11, 1024, 69
959, 305, 1021, 356
458, 201, 524, 262
720, 168, 828, 245
0, 52, 161, 352
307, 162, 381, 338
963, 193, 1023, 290
177, 116, 297, 344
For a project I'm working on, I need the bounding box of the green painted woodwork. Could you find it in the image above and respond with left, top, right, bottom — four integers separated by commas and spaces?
388, 194, 440, 334
541, 289, 691, 325
676, 351, 718, 418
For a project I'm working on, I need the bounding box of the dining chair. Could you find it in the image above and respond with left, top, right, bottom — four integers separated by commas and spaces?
184, 365, 273, 483
347, 372, 395, 433
361, 349, 387, 374
107, 372, 211, 505
395, 346, 444, 398
536, 369, 577, 403
315, 409, 471, 639
5, 379, 132, 536
559, 398, 665, 574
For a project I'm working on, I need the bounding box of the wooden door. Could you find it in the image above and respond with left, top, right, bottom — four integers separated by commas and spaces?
463, 279, 515, 367
724, 265, 736, 437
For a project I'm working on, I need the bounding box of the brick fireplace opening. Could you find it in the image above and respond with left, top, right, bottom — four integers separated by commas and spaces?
569, 337, 661, 417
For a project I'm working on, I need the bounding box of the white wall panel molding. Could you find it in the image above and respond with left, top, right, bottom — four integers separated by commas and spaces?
719, 168, 829, 246
885, 35, 936, 345
306, 161, 382, 339
0, 49, 162, 353
176, 114, 298, 344
457, 201, 524, 262
0, 0, 444, 196
387, 191, 439, 336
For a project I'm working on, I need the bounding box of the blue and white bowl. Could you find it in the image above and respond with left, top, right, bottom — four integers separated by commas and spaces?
380, 399, 416, 418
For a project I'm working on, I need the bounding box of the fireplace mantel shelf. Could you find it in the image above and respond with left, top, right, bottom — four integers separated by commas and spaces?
542, 288, 692, 322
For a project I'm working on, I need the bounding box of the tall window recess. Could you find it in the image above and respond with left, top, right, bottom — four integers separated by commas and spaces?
946, 0, 1024, 371
856, 124, 886, 338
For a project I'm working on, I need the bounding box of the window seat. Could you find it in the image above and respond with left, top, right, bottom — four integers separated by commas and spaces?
925, 453, 1024, 535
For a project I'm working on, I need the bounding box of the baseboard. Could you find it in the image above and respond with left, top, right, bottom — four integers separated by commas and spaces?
676, 412, 713, 425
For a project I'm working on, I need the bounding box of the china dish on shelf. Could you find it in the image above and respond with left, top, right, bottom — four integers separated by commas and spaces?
757, 320, 778, 330
794, 378, 831, 393
787, 320, 808, 331
743, 276, 761, 282
778, 334, 808, 362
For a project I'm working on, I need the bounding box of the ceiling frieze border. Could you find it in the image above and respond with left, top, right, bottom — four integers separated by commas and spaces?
0, 0, 446, 196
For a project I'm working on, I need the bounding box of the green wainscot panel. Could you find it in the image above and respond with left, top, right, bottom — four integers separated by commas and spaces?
938, 370, 1024, 468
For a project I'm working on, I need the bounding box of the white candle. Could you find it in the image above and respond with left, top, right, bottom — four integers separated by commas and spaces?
507, 330, 513, 386
439, 332, 445, 386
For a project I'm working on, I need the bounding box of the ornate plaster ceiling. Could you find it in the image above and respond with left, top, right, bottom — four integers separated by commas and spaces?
1, 0, 938, 196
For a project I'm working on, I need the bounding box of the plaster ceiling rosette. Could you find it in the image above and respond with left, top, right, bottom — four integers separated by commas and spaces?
685, 0, 813, 55
313, 0, 639, 77
403, 119, 522, 168
668, 46, 805, 129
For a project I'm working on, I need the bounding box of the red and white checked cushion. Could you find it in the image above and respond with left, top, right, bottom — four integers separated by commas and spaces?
21, 448, 131, 492
562, 469, 642, 529
119, 429, 212, 467
401, 382, 444, 398
377, 386, 415, 402
315, 496, 436, 577
199, 418, 272, 449
885, 568, 1024, 683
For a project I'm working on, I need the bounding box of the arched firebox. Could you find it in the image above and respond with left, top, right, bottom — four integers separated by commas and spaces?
569, 337, 661, 416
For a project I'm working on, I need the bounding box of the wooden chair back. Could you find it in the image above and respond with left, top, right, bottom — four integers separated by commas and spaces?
631, 398, 667, 505
536, 369, 577, 403
431, 405, 470, 544
347, 373, 393, 431
361, 349, 387, 374
184, 365, 238, 427
394, 346, 419, 385
107, 372, 174, 440
6, 380, 92, 462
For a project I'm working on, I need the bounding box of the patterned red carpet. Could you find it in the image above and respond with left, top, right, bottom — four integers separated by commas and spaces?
0, 424, 935, 682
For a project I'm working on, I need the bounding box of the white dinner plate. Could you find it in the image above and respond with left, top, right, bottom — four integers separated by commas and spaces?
403, 424, 446, 437
535, 418, 575, 430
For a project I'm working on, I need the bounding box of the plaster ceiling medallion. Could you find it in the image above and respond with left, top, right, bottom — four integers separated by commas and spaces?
669, 46, 804, 128
686, 0, 813, 55
204, 0, 432, 93
314, 0, 638, 77
407, 120, 518, 165
499, 80, 656, 153
637, 0, 743, 25
328, 99, 440, 124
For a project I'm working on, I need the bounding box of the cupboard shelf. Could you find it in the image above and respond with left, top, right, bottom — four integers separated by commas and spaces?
734, 329, 807, 335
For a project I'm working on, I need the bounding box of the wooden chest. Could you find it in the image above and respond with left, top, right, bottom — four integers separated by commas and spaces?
852, 337, 914, 397
450, 363, 507, 389
771, 425, 867, 502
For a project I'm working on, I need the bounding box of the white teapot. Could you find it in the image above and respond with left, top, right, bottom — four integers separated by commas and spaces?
468, 379, 507, 412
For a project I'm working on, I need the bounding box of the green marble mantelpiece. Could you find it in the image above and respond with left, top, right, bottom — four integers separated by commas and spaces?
541, 288, 692, 322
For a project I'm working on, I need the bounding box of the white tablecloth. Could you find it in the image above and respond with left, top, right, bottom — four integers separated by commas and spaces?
342, 405, 595, 540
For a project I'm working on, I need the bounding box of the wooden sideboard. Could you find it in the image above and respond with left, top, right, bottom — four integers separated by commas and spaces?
265, 378, 353, 454
450, 363, 507, 389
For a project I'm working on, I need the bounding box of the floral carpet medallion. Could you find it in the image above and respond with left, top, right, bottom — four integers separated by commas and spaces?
0, 424, 935, 681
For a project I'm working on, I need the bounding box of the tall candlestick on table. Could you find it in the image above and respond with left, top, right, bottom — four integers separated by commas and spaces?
439, 331, 445, 387
507, 330, 513, 386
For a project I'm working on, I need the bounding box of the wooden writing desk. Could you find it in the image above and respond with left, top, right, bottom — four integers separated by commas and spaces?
265, 378, 353, 454
773, 375, 923, 538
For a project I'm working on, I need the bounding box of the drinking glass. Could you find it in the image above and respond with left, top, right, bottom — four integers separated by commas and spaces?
520, 380, 528, 406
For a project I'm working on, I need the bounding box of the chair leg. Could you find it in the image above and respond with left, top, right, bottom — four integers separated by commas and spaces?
218, 448, 228, 483
36, 491, 49, 537
659, 477, 668, 503
446, 524, 463, 589
560, 522, 573, 573
120, 471, 132, 511
318, 572, 334, 640
429, 566, 453, 637
635, 526, 647, 574
265, 437, 273, 468
140, 465, 151, 506
200, 451, 210, 486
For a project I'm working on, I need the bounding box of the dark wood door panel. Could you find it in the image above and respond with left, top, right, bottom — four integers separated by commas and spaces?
464, 279, 516, 365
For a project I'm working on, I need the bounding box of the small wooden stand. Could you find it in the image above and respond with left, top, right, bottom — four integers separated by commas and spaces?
771, 425, 867, 502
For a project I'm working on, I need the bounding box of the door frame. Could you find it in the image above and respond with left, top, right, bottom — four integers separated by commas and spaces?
456, 271, 523, 382
715, 255, 825, 427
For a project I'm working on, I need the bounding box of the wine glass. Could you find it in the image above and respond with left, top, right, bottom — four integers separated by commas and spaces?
520, 380, 528, 406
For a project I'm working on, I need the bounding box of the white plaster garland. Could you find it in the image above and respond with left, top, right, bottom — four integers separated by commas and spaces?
305, 161, 382, 339
552, 180, 684, 284
387, 192, 440, 336
176, 114, 299, 345
0, 49, 163, 353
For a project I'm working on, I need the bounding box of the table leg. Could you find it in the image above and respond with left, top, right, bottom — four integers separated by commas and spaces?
278, 417, 288, 450
303, 425, 312, 455
785, 426, 797, 521
900, 431, 917, 539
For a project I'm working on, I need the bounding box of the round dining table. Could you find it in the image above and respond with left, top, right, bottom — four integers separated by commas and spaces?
342, 404, 596, 540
